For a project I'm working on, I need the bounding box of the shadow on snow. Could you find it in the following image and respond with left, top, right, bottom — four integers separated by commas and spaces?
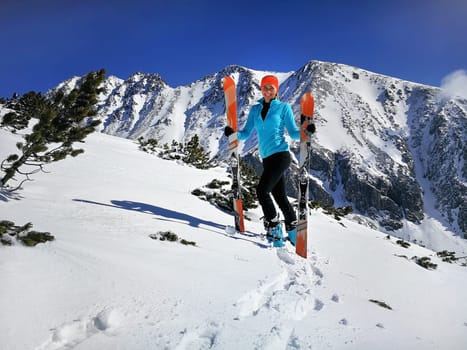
73, 198, 269, 249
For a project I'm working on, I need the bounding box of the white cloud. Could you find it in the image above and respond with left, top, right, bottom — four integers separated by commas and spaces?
440, 69, 467, 100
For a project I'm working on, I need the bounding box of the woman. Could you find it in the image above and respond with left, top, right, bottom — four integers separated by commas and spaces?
224, 75, 315, 247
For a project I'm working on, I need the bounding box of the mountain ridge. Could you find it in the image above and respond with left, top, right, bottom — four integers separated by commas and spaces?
46, 60, 467, 242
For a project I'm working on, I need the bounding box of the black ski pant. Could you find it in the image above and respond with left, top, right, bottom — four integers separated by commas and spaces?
257, 151, 296, 226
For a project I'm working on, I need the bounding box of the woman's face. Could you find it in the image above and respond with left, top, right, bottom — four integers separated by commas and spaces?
261, 84, 277, 102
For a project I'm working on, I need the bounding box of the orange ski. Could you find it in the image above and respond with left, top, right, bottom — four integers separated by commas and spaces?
223, 76, 245, 233
296, 92, 315, 258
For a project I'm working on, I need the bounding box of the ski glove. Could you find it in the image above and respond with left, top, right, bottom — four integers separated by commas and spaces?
306, 123, 316, 134
224, 126, 234, 137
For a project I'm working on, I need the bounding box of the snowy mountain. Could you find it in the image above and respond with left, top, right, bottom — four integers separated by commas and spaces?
1, 130, 467, 350
53, 60, 467, 244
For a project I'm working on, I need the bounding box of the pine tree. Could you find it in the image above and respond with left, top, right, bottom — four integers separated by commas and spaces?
1, 91, 44, 131
0, 69, 106, 189
240, 160, 259, 209
183, 134, 211, 169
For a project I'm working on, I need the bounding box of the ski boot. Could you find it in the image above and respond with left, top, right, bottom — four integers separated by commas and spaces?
285, 221, 298, 246
264, 215, 284, 248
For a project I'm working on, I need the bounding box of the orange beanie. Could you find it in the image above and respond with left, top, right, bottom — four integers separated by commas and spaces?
260, 75, 279, 91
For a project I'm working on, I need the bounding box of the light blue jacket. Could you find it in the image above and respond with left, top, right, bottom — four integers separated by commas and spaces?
238, 98, 300, 159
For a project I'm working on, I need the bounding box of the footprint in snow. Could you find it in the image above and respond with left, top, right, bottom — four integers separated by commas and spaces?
276, 247, 296, 265
339, 318, 349, 326
174, 322, 220, 350
331, 293, 340, 303
234, 247, 322, 323
36, 308, 122, 350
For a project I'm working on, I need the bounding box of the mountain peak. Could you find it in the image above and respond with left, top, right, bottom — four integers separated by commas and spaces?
55, 61, 467, 242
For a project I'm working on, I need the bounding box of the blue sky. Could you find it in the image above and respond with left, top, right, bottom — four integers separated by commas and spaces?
1, 0, 466, 98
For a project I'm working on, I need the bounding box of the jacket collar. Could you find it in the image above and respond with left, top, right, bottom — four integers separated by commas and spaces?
258, 97, 279, 105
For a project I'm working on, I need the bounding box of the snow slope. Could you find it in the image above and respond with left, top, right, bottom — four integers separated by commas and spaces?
1, 130, 467, 350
